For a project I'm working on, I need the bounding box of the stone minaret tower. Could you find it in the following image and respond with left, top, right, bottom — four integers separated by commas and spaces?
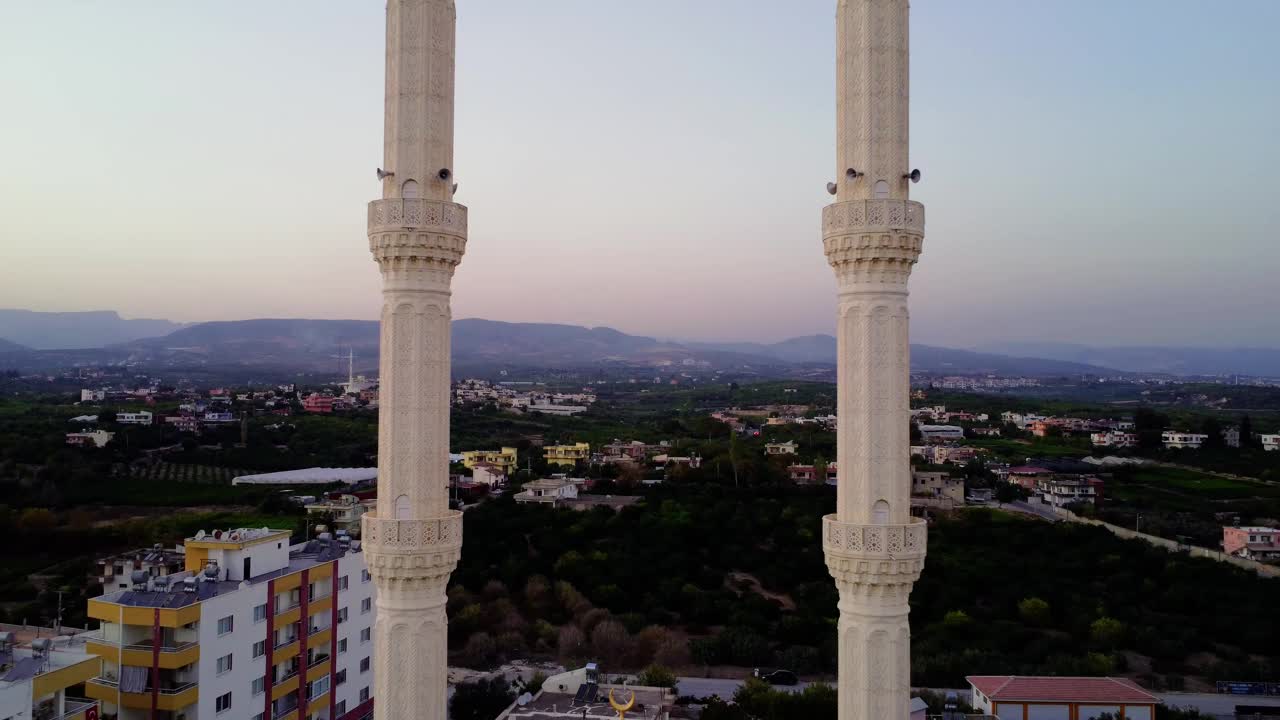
361, 1, 465, 718
822, 1, 927, 718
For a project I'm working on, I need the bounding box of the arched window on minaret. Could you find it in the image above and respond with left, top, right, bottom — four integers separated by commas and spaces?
394, 494, 411, 519
402, 179, 420, 199
873, 499, 890, 524
874, 180, 890, 199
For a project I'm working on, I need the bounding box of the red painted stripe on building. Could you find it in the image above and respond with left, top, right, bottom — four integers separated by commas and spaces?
329, 560, 339, 720
297, 568, 310, 716
264, 578, 276, 720
338, 697, 374, 720
151, 608, 160, 720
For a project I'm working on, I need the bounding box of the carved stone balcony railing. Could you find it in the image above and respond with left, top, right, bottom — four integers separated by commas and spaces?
362, 511, 461, 551
367, 198, 468, 236
822, 515, 927, 558
822, 199, 925, 235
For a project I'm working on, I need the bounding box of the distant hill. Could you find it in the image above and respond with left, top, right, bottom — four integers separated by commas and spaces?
0, 337, 28, 353
692, 335, 1113, 376
980, 342, 1280, 377
0, 309, 185, 350
106, 318, 1118, 377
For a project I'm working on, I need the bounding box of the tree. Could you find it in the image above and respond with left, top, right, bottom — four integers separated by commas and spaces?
1240, 415, 1258, 449
557, 625, 587, 665
460, 632, 497, 669
636, 664, 678, 689
1090, 616, 1126, 648
1200, 417, 1225, 450
1018, 597, 1051, 627
449, 677, 515, 720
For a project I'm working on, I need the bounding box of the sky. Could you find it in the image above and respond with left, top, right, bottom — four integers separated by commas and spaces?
1, 1, 1277, 348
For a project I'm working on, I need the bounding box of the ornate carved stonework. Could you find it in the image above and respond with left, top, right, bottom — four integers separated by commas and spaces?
369, 3, 462, 720
824, 3, 925, 720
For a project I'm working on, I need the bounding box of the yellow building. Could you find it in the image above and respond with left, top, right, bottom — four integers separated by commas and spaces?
461, 447, 518, 474
83, 527, 377, 720
0, 629, 101, 720
543, 442, 590, 467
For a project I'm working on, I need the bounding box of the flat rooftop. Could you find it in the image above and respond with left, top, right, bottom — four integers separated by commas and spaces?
502, 686, 668, 719
94, 538, 359, 608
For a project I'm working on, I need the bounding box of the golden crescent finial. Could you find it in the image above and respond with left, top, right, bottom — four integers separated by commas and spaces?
608, 688, 636, 718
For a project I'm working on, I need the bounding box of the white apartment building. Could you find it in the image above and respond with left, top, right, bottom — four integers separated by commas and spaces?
84, 527, 376, 720
0, 629, 102, 720
514, 478, 579, 506
1091, 431, 1137, 448
1262, 434, 1280, 452
1162, 431, 1208, 450
82, 389, 107, 402
116, 411, 154, 426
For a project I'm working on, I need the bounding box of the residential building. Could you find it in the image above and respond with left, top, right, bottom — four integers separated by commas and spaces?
304, 495, 373, 535
0, 627, 102, 720
97, 545, 186, 593
1007, 466, 1052, 490
116, 411, 154, 426
470, 463, 506, 488
513, 478, 579, 507
912, 471, 964, 505
1162, 431, 1208, 450
789, 463, 839, 485
204, 411, 236, 424
917, 424, 964, 442
165, 415, 203, 434
83, 527, 376, 720
600, 439, 661, 461
81, 389, 106, 402
1091, 431, 1137, 448
1222, 526, 1280, 561
764, 441, 798, 456
1263, 434, 1280, 452
302, 394, 335, 414
66, 430, 115, 448
1041, 477, 1104, 509
543, 442, 591, 467
967, 675, 1159, 720
651, 454, 702, 469
1223, 426, 1241, 448
461, 447, 518, 474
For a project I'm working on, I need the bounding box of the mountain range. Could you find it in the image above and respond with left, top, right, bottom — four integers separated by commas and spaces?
3, 309, 1277, 378
0, 312, 1114, 378
978, 342, 1280, 378
0, 310, 185, 350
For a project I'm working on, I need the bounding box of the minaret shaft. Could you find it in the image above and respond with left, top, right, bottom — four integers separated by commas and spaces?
823, 2, 927, 719
362, 2, 466, 719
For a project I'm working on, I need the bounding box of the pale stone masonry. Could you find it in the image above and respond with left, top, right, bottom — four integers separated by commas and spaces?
822, 1, 928, 719
359, 1, 466, 719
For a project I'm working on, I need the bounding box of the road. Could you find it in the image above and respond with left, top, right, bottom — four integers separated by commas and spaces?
1003, 500, 1062, 522
675, 679, 1280, 718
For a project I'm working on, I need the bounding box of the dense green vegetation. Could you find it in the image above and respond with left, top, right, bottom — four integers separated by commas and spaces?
448, 489, 1279, 689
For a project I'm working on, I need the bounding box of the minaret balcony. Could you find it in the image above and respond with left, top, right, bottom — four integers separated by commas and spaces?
368, 198, 467, 236
822, 515, 927, 583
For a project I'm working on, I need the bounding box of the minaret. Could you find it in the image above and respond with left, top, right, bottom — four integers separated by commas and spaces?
361, 1, 465, 719
822, 1, 927, 719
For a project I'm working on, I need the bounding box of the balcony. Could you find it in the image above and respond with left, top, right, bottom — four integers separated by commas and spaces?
275, 635, 299, 650
85, 677, 198, 712
35, 699, 99, 720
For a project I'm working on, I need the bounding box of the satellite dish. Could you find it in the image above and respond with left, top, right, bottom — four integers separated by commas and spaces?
904, 168, 922, 183
194, 530, 206, 540
376, 168, 394, 180
213, 530, 222, 539
826, 182, 838, 196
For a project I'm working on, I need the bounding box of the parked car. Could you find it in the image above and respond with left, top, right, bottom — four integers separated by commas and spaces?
752, 668, 798, 686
